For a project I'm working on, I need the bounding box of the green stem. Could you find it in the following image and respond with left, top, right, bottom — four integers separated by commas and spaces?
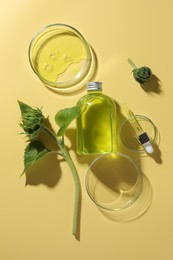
59, 141, 80, 237
42, 125, 80, 238
127, 58, 138, 69
42, 125, 59, 143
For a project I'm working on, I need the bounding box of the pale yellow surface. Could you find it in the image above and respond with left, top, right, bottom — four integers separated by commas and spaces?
1, 1, 173, 260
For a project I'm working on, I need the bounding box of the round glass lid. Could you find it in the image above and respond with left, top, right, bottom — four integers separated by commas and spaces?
85, 153, 143, 211
28, 24, 92, 91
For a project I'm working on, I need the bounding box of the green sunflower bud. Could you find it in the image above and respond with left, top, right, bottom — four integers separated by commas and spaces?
133, 66, 152, 84
18, 101, 45, 141
128, 59, 152, 85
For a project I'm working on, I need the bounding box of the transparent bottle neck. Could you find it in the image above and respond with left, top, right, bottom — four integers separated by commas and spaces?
87, 88, 102, 94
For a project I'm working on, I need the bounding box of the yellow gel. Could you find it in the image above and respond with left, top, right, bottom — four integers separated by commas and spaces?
34, 34, 87, 83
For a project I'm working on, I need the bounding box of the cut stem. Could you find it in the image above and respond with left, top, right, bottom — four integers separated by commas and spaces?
60, 142, 80, 237
127, 58, 138, 69
42, 125, 80, 238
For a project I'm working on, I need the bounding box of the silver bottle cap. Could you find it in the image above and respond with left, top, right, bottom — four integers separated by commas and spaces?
87, 82, 102, 90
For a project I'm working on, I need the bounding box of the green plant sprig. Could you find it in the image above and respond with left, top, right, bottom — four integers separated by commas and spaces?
128, 58, 152, 85
18, 101, 81, 238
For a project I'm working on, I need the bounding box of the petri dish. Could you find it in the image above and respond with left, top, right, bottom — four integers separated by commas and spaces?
28, 24, 92, 92
85, 153, 143, 211
120, 115, 157, 153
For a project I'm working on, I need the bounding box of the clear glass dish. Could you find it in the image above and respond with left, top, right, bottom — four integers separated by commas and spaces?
85, 153, 143, 211
120, 115, 157, 153
28, 24, 92, 92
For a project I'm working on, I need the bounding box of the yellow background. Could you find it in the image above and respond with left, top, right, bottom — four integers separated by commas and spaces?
1, 0, 173, 259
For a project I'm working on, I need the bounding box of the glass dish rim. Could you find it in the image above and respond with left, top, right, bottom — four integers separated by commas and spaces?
28, 23, 92, 89
120, 114, 157, 153
85, 152, 143, 212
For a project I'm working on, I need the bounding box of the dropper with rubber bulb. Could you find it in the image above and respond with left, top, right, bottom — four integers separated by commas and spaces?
122, 104, 154, 154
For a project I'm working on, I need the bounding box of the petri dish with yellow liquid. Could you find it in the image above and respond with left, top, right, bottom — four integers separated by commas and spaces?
28, 24, 92, 92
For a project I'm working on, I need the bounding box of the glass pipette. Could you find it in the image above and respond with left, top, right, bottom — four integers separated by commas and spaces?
122, 104, 154, 154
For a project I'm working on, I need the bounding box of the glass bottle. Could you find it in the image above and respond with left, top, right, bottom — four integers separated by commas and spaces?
76, 82, 117, 154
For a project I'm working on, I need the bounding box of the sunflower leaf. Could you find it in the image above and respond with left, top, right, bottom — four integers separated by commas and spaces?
21, 141, 51, 176
55, 106, 81, 136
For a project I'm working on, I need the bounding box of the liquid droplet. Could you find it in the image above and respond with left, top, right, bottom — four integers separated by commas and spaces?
43, 64, 53, 72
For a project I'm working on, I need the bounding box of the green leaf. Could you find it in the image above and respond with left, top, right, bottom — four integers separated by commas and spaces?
21, 141, 51, 176
55, 106, 81, 136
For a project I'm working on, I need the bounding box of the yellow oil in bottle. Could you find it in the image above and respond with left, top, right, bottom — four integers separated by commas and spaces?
76, 82, 117, 154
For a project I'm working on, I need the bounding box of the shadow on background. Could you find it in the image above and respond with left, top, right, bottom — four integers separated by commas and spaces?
25, 153, 62, 187
149, 143, 162, 164
141, 74, 163, 95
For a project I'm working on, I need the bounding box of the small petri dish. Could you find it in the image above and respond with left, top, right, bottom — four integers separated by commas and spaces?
120, 115, 157, 153
85, 153, 143, 211
28, 24, 92, 92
